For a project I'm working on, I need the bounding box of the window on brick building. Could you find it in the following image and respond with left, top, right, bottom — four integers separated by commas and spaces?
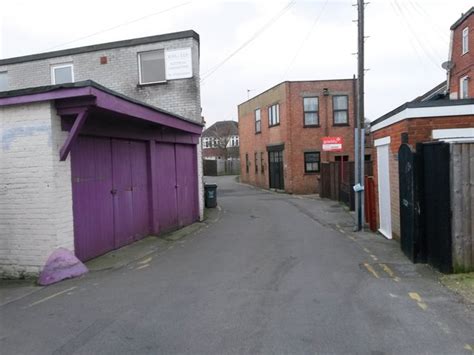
255, 152, 258, 174
303, 97, 319, 126
51, 63, 74, 84
333, 95, 348, 125
460, 76, 469, 99
0, 71, 7, 91
304, 152, 320, 173
462, 27, 469, 55
138, 49, 166, 84
255, 109, 261, 133
268, 103, 280, 126
260, 152, 264, 173
335, 155, 349, 162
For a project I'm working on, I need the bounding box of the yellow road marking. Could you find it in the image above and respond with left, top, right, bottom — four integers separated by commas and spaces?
464, 344, 473, 352
363, 247, 371, 253
409, 292, 428, 310
136, 264, 149, 270
348, 236, 356, 241
417, 302, 428, 310
370, 254, 378, 261
338, 229, 346, 234
27, 287, 77, 308
363, 263, 380, 278
380, 263, 395, 278
138, 257, 152, 264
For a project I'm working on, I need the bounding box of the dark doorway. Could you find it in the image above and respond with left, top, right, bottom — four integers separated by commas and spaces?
268, 149, 284, 190
398, 144, 419, 262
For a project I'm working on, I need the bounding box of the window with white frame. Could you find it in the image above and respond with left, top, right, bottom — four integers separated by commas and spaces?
460, 76, 469, 99
138, 49, 166, 84
268, 103, 280, 126
230, 136, 239, 147
51, 63, 74, 84
333, 95, 349, 125
255, 109, 261, 133
462, 27, 469, 55
0, 71, 8, 91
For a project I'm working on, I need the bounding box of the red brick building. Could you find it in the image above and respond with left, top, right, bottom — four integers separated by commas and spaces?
238, 79, 361, 194
370, 7, 474, 240
449, 7, 473, 99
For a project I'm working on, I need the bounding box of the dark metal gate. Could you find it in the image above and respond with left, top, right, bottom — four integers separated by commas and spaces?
398, 142, 452, 272
268, 148, 284, 190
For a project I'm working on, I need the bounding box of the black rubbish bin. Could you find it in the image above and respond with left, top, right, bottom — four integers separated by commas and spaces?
204, 184, 218, 208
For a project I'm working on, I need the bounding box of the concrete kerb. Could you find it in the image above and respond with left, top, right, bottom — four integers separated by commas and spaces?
86, 206, 221, 272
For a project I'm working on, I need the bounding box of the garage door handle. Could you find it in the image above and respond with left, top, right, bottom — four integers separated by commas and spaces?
111, 189, 117, 195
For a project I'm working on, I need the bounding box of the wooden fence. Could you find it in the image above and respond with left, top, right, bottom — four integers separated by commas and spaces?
203, 159, 241, 176
320, 161, 373, 212
450, 143, 474, 272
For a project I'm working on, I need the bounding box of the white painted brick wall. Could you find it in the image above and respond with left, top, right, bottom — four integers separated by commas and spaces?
0, 102, 73, 278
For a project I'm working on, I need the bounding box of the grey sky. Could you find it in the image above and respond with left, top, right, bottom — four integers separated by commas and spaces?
1, 0, 472, 126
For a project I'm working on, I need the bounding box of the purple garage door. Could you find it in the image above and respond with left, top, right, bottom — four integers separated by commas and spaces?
155, 143, 199, 232
176, 144, 199, 227
71, 136, 150, 261
72, 137, 198, 261
71, 136, 115, 261
155, 143, 179, 233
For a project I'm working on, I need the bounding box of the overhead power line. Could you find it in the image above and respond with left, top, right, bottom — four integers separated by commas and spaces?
42, 2, 192, 52
201, 0, 296, 83
281, 0, 329, 80
390, 0, 443, 69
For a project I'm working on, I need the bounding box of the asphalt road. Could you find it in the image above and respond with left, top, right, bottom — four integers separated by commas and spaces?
1, 175, 473, 354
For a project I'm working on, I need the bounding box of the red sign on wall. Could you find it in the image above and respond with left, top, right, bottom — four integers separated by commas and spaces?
322, 137, 343, 152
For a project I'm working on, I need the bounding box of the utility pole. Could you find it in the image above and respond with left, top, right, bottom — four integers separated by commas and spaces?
354, 0, 366, 231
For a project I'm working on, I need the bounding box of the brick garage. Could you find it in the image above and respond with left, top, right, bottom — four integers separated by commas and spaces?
370, 7, 474, 240
371, 101, 474, 240
238, 79, 363, 194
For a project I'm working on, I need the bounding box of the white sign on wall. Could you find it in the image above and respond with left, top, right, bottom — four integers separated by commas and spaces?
165, 48, 193, 80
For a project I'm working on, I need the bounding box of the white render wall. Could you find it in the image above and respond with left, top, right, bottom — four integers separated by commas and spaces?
0, 102, 73, 278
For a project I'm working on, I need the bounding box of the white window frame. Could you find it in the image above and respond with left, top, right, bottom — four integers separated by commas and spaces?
51, 63, 74, 84
137, 50, 166, 85
462, 27, 469, 55
460, 76, 469, 99
255, 108, 262, 133
268, 103, 280, 126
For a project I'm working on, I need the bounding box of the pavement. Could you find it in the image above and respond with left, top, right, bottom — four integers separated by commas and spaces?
0, 175, 473, 354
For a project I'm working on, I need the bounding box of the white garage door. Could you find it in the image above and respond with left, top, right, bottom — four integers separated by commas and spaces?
375, 137, 392, 239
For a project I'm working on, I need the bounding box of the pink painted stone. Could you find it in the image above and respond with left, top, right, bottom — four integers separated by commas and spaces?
38, 248, 88, 285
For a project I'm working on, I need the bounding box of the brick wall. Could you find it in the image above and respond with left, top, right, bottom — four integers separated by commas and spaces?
238, 83, 288, 189
449, 14, 473, 98
0, 37, 201, 123
0, 102, 74, 277
372, 114, 474, 239
287, 80, 356, 194
238, 79, 358, 194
